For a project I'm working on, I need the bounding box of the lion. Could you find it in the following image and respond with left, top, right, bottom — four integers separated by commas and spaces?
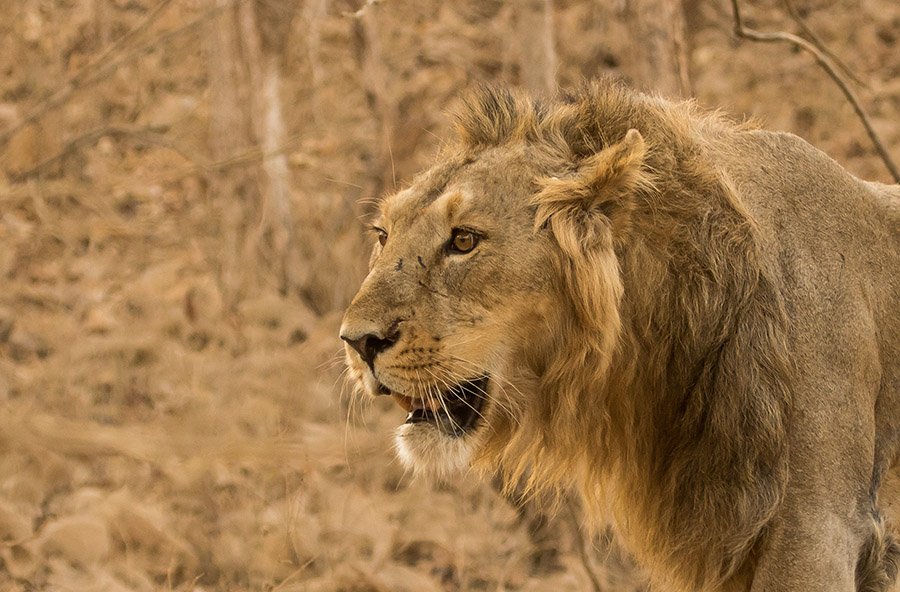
340, 81, 900, 591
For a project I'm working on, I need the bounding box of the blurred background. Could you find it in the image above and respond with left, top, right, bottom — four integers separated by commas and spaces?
0, 0, 897, 590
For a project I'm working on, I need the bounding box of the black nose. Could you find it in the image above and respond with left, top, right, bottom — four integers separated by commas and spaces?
342, 330, 398, 369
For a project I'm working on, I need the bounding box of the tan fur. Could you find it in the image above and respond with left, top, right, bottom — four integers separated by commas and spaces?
342, 81, 900, 591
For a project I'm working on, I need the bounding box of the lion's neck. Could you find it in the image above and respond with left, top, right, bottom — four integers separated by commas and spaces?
506, 190, 791, 592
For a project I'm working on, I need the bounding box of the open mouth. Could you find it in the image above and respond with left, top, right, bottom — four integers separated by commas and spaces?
386, 376, 489, 437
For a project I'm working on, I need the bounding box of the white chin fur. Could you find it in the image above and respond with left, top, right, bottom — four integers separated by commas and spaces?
394, 423, 477, 478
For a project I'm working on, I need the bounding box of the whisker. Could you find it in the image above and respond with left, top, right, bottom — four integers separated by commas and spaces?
318, 347, 349, 371
438, 356, 521, 425
425, 365, 488, 427
435, 362, 516, 430
443, 352, 525, 400
420, 366, 466, 435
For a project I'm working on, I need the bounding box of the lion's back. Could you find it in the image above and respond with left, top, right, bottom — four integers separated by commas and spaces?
721, 128, 900, 498
721, 130, 897, 332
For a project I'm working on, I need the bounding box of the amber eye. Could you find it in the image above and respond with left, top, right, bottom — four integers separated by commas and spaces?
375, 228, 388, 246
449, 229, 479, 254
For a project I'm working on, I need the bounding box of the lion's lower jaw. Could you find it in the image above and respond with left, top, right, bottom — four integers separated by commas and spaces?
394, 423, 481, 478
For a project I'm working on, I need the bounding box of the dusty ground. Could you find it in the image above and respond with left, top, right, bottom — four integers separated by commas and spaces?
0, 0, 897, 590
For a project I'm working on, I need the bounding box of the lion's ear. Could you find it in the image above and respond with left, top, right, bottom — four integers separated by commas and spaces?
531, 129, 650, 371
533, 129, 650, 248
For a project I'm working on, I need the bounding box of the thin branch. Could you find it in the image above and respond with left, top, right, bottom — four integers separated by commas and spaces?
75, 0, 176, 85
8, 125, 205, 182
202, 135, 306, 174
0, 0, 235, 150
9, 122, 309, 185
781, 0, 866, 87
0, 0, 173, 147
730, 0, 899, 182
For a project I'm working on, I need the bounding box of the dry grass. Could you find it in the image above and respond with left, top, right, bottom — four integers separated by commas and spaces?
0, 0, 897, 590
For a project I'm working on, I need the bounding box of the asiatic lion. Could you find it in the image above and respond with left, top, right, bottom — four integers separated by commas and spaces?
340, 81, 900, 591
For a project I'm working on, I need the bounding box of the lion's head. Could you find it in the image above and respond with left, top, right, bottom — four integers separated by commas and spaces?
341, 85, 653, 479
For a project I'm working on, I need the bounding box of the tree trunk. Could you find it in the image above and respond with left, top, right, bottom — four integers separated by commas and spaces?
238, 0, 299, 295
303, 0, 328, 127
356, 5, 399, 197
623, 0, 692, 97
205, 0, 255, 310
516, 0, 558, 95
205, 0, 301, 305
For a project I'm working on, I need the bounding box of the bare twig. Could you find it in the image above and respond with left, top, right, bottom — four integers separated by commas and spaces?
730, 0, 899, 182
0, 0, 173, 147
137, 135, 307, 186
0, 0, 235, 150
8, 125, 201, 182
9, 123, 310, 183
203, 135, 306, 175
77, 0, 176, 85
781, 0, 866, 87
80, 4, 232, 87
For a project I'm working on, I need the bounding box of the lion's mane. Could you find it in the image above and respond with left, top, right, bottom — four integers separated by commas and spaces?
455, 83, 793, 591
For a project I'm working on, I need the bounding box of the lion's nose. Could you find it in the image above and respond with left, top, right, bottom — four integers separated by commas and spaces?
340, 326, 399, 370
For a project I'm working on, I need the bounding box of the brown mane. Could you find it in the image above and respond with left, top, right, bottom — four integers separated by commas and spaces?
456, 82, 792, 590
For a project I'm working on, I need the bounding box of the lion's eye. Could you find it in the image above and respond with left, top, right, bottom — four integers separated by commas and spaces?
375, 228, 388, 246
449, 229, 479, 254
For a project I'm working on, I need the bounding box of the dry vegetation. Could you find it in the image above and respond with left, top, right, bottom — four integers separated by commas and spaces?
0, 0, 897, 590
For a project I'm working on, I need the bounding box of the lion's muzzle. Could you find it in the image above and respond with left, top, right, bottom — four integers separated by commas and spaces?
340, 325, 399, 371
392, 375, 489, 437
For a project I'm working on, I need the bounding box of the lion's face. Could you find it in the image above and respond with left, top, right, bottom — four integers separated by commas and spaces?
340, 145, 557, 476
341, 106, 651, 477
